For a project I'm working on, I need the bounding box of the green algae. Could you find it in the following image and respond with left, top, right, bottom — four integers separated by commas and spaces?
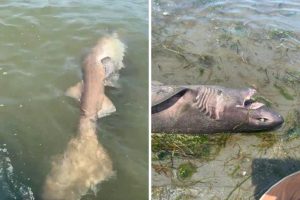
283, 110, 300, 140
152, 133, 230, 160
252, 95, 273, 107
274, 83, 294, 100
177, 162, 197, 180
268, 28, 293, 40
254, 133, 278, 149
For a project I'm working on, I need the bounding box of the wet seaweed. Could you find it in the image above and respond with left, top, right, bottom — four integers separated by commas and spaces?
152, 163, 173, 177
282, 70, 300, 89
198, 55, 215, 68
254, 133, 278, 149
224, 175, 251, 200
152, 133, 230, 160
252, 95, 273, 107
283, 110, 300, 140
177, 162, 197, 180
218, 32, 233, 48
175, 194, 194, 200
234, 22, 245, 31
268, 28, 293, 40
273, 83, 294, 100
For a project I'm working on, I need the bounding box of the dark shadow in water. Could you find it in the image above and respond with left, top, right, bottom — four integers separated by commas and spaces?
252, 158, 300, 199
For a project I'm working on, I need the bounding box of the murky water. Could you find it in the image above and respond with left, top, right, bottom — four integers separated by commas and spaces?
152, 0, 300, 199
0, 0, 148, 199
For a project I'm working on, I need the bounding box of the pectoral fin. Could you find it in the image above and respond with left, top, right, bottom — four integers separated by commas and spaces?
65, 81, 83, 101
97, 95, 116, 118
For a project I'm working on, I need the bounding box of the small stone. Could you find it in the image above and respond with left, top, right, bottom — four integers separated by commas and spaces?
19, 104, 23, 108
242, 171, 247, 176
163, 11, 169, 16
2, 72, 7, 75
0, 104, 4, 107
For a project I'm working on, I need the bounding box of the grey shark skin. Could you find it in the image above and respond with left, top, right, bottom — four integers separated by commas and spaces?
152, 83, 284, 134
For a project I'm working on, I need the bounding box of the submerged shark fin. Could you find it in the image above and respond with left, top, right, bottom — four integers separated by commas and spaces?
65, 81, 83, 101
104, 74, 121, 88
97, 95, 116, 118
101, 57, 120, 88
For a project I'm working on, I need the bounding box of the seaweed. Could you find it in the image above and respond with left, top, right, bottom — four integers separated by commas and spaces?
252, 95, 273, 107
152, 133, 230, 160
198, 55, 215, 68
254, 133, 278, 149
177, 162, 197, 180
273, 83, 294, 100
283, 110, 300, 140
268, 28, 293, 40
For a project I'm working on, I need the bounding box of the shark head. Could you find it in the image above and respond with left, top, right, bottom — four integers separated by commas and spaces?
223, 88, 284, 132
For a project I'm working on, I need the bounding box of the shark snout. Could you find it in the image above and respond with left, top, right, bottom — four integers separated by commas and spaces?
268, 113, 284, 128
270, 113, 284, 128
253, 108, 284, 130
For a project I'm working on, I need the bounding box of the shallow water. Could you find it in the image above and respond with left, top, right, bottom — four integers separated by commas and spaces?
0, 0, 148, 199
152, 0, 300, 199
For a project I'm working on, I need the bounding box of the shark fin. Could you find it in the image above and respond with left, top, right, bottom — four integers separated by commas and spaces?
97, 95, 116, 118
101, 57, 114, 77
101, 56, 120, 88
104, 74, 121, 88
65, 81, 83, 101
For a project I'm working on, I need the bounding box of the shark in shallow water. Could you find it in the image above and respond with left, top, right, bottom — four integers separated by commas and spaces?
43, 34, 125, 200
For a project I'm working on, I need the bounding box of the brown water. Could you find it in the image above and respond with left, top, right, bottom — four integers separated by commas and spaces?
152, 0, 300, 199
0, 1, 148, 199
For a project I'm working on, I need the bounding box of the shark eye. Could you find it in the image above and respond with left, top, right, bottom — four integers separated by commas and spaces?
244, 99, 255, 107
257, 117, 268, 122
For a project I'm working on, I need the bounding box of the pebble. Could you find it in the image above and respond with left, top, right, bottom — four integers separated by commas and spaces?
163, 11, 169, 16
2, 72, 7, 75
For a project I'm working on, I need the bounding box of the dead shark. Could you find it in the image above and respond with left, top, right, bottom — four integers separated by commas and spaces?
65, 34, 125, 118
43, 34, 125, 200
152, 82, 284, 134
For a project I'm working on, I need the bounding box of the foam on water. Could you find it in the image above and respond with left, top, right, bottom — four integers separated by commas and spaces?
0, 145, 34, 200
